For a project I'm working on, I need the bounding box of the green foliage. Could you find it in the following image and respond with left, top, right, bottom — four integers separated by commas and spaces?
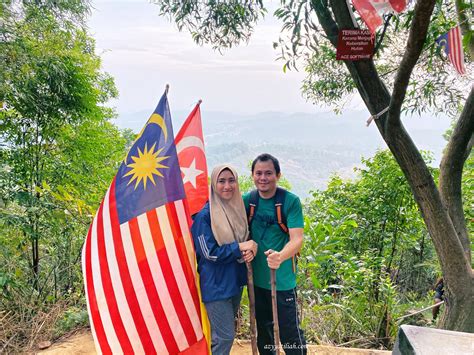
156, 0, 267, 50
301, 43, 355, 110
0, 2, 127, 351
463, 153, 474, 260
54, 306, 89, 335
298, 150, 440, 347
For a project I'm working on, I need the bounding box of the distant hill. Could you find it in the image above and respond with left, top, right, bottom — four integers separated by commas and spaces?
116, 109, 451, 198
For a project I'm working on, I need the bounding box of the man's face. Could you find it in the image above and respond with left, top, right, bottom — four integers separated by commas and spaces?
252, 160, 280, 195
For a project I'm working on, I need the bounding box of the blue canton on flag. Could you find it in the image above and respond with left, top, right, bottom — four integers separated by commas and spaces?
115, 92, 185, 224
436, 32, 449, 56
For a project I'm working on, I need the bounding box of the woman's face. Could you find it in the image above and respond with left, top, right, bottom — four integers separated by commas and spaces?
216, 169, 236, 201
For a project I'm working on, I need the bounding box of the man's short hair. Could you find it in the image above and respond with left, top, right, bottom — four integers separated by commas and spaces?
251, 153, 281, 175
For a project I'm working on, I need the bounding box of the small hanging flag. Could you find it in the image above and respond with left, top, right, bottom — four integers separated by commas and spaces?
352, 0, 407, 34
436, 26, 467, 75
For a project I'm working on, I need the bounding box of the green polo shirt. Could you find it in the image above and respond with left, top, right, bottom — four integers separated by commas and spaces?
243, 190, 304, 291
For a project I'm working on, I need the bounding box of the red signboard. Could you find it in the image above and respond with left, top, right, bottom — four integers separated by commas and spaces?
336, 29, 374, 61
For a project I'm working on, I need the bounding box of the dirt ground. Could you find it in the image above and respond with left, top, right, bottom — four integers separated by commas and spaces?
37, 330, 391, 354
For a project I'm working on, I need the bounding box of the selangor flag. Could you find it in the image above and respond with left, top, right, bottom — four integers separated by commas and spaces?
436, 26, 466, 75
352, 0, 407, 33
82, 89, 208, 354
175, 101, 208, 216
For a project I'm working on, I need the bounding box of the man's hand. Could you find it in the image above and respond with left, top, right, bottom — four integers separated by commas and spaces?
265, 249, 283, 269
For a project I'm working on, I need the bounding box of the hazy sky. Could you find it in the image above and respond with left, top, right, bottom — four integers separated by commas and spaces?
88, 0, 324, 117
87, 0, 450, 143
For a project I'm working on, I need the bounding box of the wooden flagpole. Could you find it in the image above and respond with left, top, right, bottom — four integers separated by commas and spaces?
247, 262, 258, 355
270, 268, 280, 355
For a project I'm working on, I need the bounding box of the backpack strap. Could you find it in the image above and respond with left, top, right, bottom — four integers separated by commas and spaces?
274, 188, 299, 272
274, 187, 289, 234
247, 189, 260, 226
247, 188, 298, 272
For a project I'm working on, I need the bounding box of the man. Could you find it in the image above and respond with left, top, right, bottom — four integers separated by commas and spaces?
432, 277, 444, 321
243, 153, 307, 355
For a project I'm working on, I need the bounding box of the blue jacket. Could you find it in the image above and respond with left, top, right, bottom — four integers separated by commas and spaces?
191, 202, 247, 303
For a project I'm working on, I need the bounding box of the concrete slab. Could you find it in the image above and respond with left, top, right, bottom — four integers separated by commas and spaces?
392, 325, 474, 355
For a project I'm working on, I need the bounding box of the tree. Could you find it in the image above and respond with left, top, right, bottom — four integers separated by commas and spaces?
0, 1, 117, 292
0, 2, 131, 350
155, 0, 473, 332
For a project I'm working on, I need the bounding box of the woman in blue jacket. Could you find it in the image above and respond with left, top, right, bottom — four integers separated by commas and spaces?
191, 165, 257, 355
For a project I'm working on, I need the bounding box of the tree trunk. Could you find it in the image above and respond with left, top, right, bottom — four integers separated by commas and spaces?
441, 275, 474, 331
439, 87, 474, 264
314, 0, 474, 332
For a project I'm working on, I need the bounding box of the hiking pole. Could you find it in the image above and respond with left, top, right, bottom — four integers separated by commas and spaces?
247, 261, 258, 355
270, 268, 280, 355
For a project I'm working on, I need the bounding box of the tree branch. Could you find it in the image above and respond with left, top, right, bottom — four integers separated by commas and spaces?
374, 14, 393, 55
439, 87, 474, 263
310, 0, 339, 47
389, 0, 436, 127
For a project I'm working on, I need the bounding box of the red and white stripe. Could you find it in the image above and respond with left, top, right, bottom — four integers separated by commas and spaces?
352, 0, 407, 33
448, 26, 466, 75
82, 178, 204, 354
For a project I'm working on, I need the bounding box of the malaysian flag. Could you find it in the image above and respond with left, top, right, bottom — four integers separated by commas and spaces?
436, 26, 467, 75
82, 89, 208, 354
352, 0, 407, 33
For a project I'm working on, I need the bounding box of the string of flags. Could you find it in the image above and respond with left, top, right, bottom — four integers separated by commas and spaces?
352, 0, 407, 34
350, 1, 467, 76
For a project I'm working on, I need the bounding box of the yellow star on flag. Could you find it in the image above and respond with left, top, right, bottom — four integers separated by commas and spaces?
123, 142, 169, 189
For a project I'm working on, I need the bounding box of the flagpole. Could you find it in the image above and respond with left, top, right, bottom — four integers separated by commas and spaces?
165, 84, 170, 95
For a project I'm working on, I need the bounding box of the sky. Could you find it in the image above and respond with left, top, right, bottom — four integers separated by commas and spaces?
87, 0, 451, 155
88, 0, 327, 120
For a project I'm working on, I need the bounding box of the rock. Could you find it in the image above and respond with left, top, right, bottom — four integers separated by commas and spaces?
393, 325, 474, 355
38, 341, 52, 350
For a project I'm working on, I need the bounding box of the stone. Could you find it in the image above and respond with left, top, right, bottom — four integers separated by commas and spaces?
393, 325, 474, 355
38, 340, 52, 350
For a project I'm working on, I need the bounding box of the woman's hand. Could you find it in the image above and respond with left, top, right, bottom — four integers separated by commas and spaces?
239, 240, 258, 263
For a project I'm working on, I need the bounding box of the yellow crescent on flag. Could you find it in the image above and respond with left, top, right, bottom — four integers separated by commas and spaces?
123, 113, 169, 163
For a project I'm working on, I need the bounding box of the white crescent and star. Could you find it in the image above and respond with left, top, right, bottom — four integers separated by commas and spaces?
176, 136, 206, 189
181, 158, 203, 189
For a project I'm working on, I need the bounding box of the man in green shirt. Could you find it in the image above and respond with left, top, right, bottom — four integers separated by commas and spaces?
243, 153, 307, 355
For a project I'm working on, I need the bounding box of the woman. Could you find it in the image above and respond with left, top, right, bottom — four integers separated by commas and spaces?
191, 165, 257, 355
